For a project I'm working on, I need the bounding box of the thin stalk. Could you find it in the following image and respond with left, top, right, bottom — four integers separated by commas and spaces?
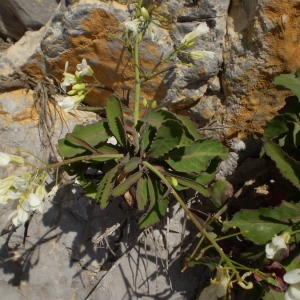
143, 161, 239, 276
133, 33, 141, 126
37, 153, 123, 172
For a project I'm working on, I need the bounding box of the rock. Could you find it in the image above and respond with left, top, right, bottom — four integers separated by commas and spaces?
0, 0, 59, 41
221, 0, 300, 138
0, 0, 228, 125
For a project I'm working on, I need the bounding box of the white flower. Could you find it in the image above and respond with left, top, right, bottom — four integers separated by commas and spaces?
120, 18, 141, 35
13, 176, 30, 192
0, 152, 11, 166
146, 23, 157, 42
61, 61, 77, 92
198, 266, 230, 300
189, 50, 215, 60
0, 176, 15, 198
181, 22, 210, 48
265, 232, 290, 260
8, 208, 29, 227
76, 58, 94, 77
56, 94, 85, 112
0, 152, 24, 166
284, 269, 300, 300
107, 136, 118, 145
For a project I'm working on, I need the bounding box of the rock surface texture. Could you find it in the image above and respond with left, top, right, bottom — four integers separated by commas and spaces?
0, 0, 299, 299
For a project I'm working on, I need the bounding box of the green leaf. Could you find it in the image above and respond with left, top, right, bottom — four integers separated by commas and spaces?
166, 139, 227, 174
196, 159, 221, 185
148, 120, 183, 158
138, 198, 168, 229
263, 290, 284, 300
123, 157, 141, 174
96, 165, 119, 209
210, 180, 233, 209
264, 114, 299, 141
136, 176, 148, 210
176, 115, 202, 145
264, 141, 300, 189
225, 201, 300, 244
138, 175, 169, 228
57, 122, 110, 158
274, 72, 300, 99
138, 122, 156, 155
111, 171, 143, 197
167, 173, 210, 197
65, 133, 99, 154
143, 109, 177, 128
106, 97, 127, 147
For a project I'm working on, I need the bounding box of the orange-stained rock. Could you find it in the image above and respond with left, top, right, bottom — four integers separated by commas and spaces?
221, 0, 300, 138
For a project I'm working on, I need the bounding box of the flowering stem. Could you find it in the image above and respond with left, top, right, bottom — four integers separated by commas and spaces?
133, 33, 141, 126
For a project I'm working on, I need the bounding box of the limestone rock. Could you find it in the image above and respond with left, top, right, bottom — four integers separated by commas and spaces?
0, 0, 59, 40
221, 0, 300, 138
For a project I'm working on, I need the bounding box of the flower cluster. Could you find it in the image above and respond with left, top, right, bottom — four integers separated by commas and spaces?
0, 173, 47, 226
0, 152, 47, 226
178, 22, 214, 61
57, 58, 94, 112
120, 7, 157, 41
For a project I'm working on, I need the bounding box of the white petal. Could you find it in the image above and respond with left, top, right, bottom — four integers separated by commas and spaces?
266, 235, 287, 259
27, 193, 42, 209
17, 208, 29, 223
7, 190, 22, 200
181, 23, 210, 46
284, 269, 300, 285
56, 95, 76, 112
0, 152, 11, 166
198, 284, 218, 300
285, 283, 300, 300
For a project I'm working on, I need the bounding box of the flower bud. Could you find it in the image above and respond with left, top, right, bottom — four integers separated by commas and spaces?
72, 83, 86, 91
141, 7, 150, 21
151, 100, 157, 109
171, 177, 178, 187
142, 98, 148, 107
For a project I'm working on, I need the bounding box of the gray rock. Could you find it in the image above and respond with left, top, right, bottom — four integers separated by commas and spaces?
0, 0, 59, 41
